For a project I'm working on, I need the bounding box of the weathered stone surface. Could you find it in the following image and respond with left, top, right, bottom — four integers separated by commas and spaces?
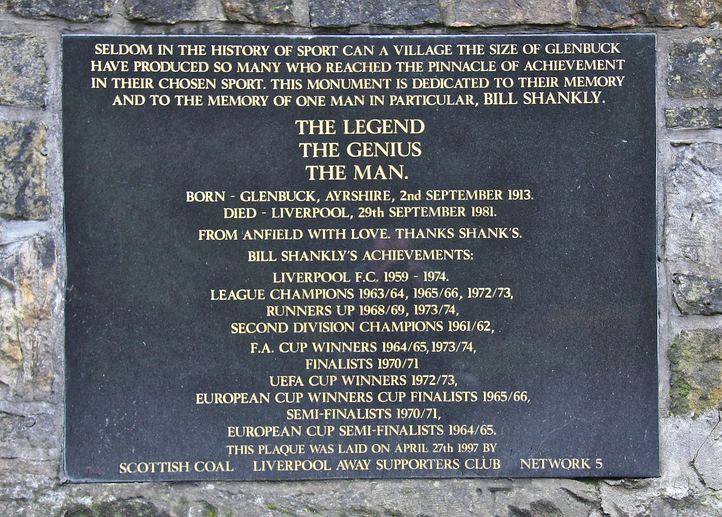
577, 0, 721, 27
310, 0, 442, 27
664, 143, 722, 277
666, 107, 722, 129
224, 478, 601, 516
602, 483, 722, 517
0, 234, 56, 401
668, 37, 722, 98
62, 499, 172, 517
693, 414, 722, 490
448, 0, 569, 27
470, 480, 601, 516
0, 122, 49, 221
652, 496, 722, 517
600, 413, 722, 513
223, 0, 293, 24
0, 461, 59, 516
0, 34, 46, 108
0, 478, 605, 516
0, 459, 56, 490
125, 0, 223, 23
658, 415, 711, 499
672, 273, 722, 315
0, 407, 56, 462
188, 502, 218, 517
669, 329, 722, 415
8, 0, 112, 21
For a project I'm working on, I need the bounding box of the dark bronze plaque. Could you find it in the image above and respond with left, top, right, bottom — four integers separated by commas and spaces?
63, 34, 657, 481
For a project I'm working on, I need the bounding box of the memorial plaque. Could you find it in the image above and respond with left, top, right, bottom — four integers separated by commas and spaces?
63, 34, 657, 481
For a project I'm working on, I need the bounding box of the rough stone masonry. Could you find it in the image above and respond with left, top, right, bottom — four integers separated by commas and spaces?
1, 0, 722, 515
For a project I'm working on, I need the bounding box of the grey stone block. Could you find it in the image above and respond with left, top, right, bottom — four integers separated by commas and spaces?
449, 0, 569, 27
310, 0, 442, 27
693, 418, 722, 490
0, 34, 46, 108
664, 143, 722, 277
668, 37, 722, 98
0, 407, 56, 462
669, 329, 722, 415
0, 122, 49, 221
223, 0, 294, 25
672, 273, 722, 316
666, 107, 722, 129
601, 468, 722, 517
577, 0, 721, 27
8, 0, 112, 21
223, 0, 294, 24
125, 0, 223, 23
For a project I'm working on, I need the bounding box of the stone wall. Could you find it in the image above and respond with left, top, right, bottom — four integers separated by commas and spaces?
0, 0, 720, 515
